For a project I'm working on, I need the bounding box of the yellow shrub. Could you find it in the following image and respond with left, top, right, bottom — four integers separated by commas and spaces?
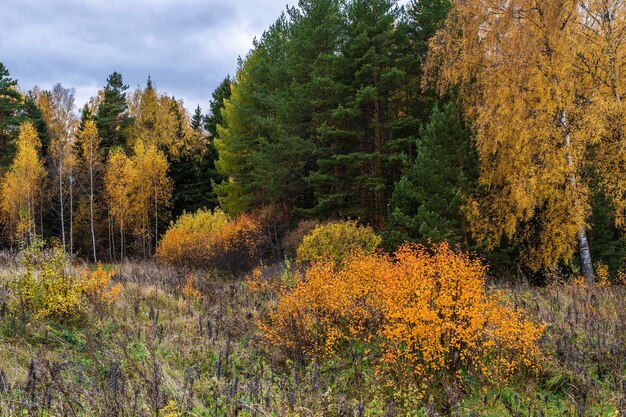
10, 246, 84, 321
296, 220, 381, 264
260, 243, 544, 396
156, 209, 228, 266
157, 207, 270, 271
8, 244, 121, 323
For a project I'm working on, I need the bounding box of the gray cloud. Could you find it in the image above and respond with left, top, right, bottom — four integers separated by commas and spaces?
0, 0, 291, 112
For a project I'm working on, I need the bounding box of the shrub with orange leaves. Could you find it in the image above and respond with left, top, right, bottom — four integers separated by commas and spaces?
80, 264, 122, 309
182, 275, 201, 303
259, 243, 544, 396
157, 208, 267, 271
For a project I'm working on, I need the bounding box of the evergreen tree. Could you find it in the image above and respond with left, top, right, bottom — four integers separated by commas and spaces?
385, 102, 478, 248
307, 0, 406, 226
204, 76, 231, 139
0, 62, 22, 167
214, 16, 292, 215
96, 72, 131, 152
20, 91, 50, 155
257, 0, 344, 211
191, 105, 203, 131
169, 102, 217, 215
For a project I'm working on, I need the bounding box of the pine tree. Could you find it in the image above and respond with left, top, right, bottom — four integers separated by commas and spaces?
0, 62, 22, 167
96, 72, 131, 152
385, 102, 478, 248
191, 105, 203, 131
256, 0, 344, 210
204, 76, 231, 139
20, 92, 50, 155
214, 16, 291, 215
308, 0, 406, 226
169, 101, 217, 215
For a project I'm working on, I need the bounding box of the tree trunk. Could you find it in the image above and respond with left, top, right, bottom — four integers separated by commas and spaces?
373, 97, 385, 228
154, 181, 158, 256
560, 110, 594, 283
70, 176, 74, 256
578, 228, 594, 284
89, 151, 97, 262
59, 162, 66, 252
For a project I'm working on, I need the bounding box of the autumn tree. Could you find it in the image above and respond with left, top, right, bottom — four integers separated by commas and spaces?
104, 149, 134, 261
426, 0, 626, 282
579, 1, 626, 237
19, 91, 50, 155
131, 141, 173, 257
127, 77, 180, 153
0, 123, 46, 245
35, 84, 78, 253
77, 120, 102, 261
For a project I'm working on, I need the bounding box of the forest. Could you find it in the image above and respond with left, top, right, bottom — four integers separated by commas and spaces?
0, 0, 626, 415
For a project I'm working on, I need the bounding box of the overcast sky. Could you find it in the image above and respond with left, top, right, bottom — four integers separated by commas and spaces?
0, 0, 297, 113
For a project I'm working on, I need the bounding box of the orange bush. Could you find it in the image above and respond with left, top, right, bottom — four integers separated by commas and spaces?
157, 208, 266, 271
258, 243, 544, 395
182, 275, 201, 303
80, 264, 122, 309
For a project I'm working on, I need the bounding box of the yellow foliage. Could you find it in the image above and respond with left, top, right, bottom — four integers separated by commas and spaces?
156, 208, 229, 266
259, 243, 544, 395
7, 243, 121, 323
161, 400, 180, 417
0, 123, 46, 242
426, 0, 626, 274
296, 220, 381, 264
80, 264, 122, 307
157, 207, 265, 270
182, 275, 201, 303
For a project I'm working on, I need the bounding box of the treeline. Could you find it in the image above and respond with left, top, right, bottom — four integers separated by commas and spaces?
0, 66, 223, 261
212, 0, 626, 282
212, 0, 479, 252
1, 0, 625, 282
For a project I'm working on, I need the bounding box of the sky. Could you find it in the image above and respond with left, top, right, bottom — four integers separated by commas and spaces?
0, 0, 297, 113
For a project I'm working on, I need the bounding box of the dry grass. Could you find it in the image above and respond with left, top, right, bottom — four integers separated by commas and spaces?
0, 260, 625, 416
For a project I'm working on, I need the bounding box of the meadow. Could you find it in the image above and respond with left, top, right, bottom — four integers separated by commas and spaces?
0, 234, 625, 416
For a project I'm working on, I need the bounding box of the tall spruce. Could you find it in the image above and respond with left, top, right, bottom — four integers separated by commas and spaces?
204, 76, 231, 139
0, 62, 22, 167
385, 102, 478, 248
307, 0, 406, 226
96, 72, 131, 152
214, 16, 291, 215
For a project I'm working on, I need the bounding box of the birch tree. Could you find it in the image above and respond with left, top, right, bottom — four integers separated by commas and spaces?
425, 0, 626, 282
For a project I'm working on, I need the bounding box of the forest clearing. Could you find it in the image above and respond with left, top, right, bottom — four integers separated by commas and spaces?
1, 0, 626, 415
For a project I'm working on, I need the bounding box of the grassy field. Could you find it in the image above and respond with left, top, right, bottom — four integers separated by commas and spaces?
0, 260, 625, 416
